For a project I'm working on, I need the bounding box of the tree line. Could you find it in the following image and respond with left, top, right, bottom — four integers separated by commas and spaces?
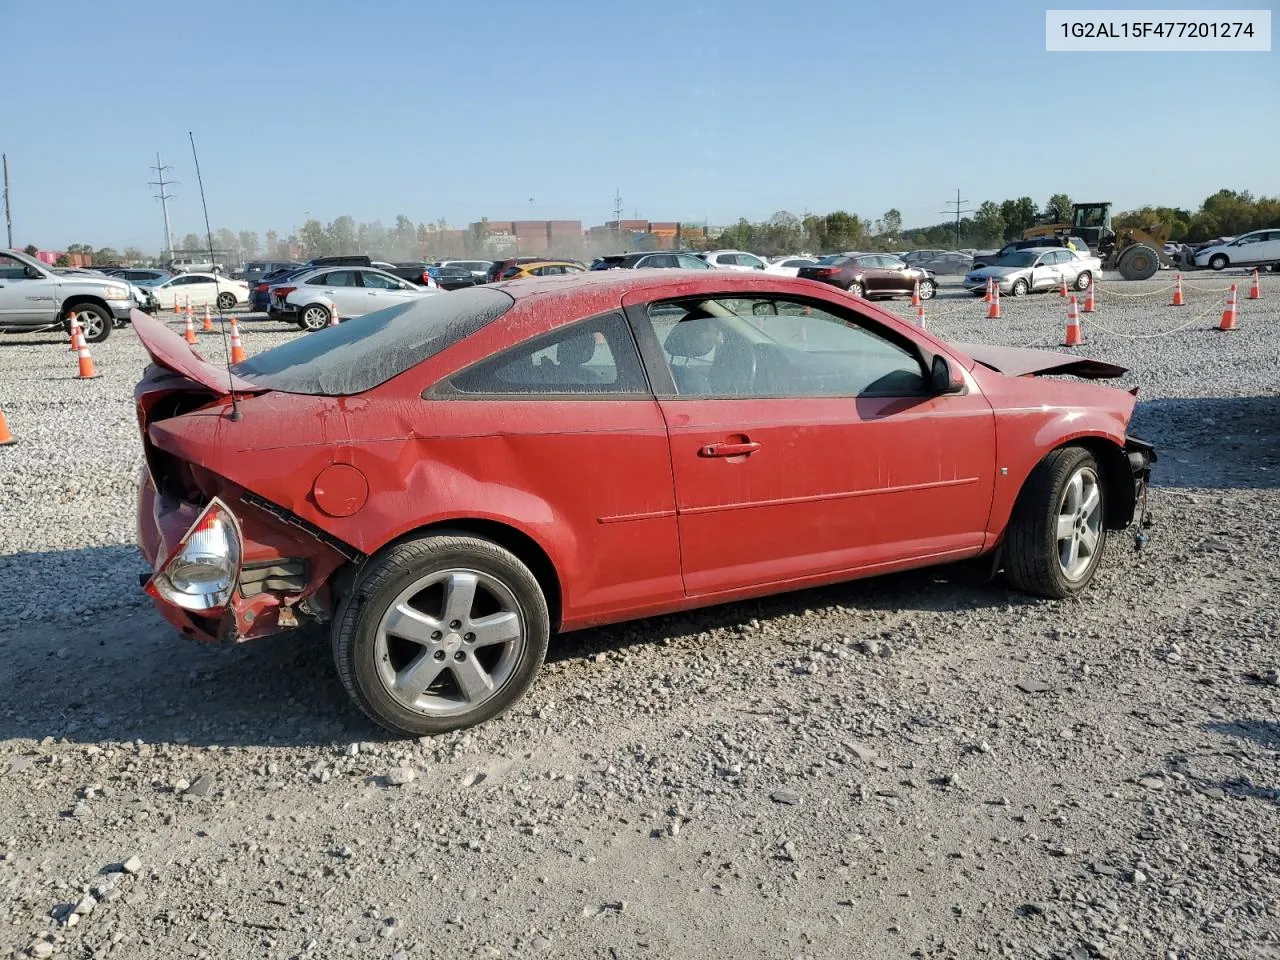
43, 188, 1279, 266
713, 189, 1278, 256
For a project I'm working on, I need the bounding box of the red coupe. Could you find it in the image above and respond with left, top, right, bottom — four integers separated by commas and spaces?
132, 271, 1154, 736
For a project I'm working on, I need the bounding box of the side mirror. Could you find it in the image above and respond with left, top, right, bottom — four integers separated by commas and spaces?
24, 265, 42, 279
931, 355, 964, 395
752, 301, 778, 317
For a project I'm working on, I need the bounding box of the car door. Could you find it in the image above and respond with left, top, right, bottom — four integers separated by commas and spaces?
156, 276, 191, 310
1029, 253, 1056, 291
736, 254, 767, 271
879, 255, 915, 294
309, 270, 363, 315
432, 311, 683, 624
856, 255, 889, 293
0, 253, 56, 323
625, 291, 996, 597
1232, 232, 1269, 265
358, 269, 421, 310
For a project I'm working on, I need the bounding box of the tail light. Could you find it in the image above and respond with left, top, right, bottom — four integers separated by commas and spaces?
254, 283, 268, 293
276, 286, 296, 299
145, 498, 242, 612
814, 267, 839, 276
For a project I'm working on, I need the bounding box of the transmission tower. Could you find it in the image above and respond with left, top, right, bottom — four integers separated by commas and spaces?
149, 153, 178, 258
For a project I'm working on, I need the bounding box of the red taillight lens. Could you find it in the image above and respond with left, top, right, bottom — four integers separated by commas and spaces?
255, 283, 268, 293
276, 286, 296, 298
815, 267, 838, 276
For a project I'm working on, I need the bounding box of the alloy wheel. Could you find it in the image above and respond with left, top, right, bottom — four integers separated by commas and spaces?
1056, 466, 1102, 582
374, 569, 526, 718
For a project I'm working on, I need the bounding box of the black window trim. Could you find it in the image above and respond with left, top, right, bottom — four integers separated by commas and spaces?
428, 309, 655, 402
623, 292, 939, 401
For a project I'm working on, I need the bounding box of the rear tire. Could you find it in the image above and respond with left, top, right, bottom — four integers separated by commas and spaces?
1004, 447, 1108, 598
1074, 270, 1092, 291
918, 279, 937, 300
848, 281, 864, 298
216, 292, 237, 310
298, 303, 331, 331
332, 534, 550, 737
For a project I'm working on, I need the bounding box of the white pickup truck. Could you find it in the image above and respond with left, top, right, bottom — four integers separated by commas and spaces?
0, 249, 137, 343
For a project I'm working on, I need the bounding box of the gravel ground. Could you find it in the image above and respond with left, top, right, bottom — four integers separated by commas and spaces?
1, 274, 1277, 960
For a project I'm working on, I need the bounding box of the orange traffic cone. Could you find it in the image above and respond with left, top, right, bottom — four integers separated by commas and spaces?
183, 310, 197, 345
916, 301, 925, 327
329, 302, 340, 327
76, 340, 100, 379
1064, 296, 1082, 346
1058, 274, 1069, 298
987, 282, 1001, 319
0, 406, 15, 446
1082, 275, 1097, 313
910, 280, 921, 307
67, 313, 80, 353
202, 304, 214, 332
1171, 274, 1184, 306
1218, 284, 1238, 331
984, 277, 992, 303
228, 316, 247, 364
1248, 269, 1261, 300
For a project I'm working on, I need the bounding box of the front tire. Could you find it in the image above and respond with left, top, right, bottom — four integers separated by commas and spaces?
298, 303, 331, 331
216, 292, 237, 310
65, 304, 112, 343
1209, 254, 1228, 271
332, 534, 550, 737
1010, 278, 1029, 297
1004, 447, 1107, 598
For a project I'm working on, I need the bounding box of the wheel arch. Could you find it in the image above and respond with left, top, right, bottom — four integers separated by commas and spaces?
59, 294, 112, 320
368, 518, 563, 632
1013, 436, 1135, 532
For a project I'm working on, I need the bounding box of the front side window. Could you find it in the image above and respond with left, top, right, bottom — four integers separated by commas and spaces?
446, 312, 646, 396
0, 254, 35, 280
645, 298, 927, 399
736, 254, 764, 268
677, 254, 711, 269
360, 270, 403, 289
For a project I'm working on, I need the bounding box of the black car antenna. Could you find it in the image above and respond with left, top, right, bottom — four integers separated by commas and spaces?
188, 131, 242, 422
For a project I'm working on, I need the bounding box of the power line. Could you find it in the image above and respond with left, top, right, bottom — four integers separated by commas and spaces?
941, 188, 973, 248
149, 153, 178, 258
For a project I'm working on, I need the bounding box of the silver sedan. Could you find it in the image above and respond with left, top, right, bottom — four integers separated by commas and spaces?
963, 248, 1102, 297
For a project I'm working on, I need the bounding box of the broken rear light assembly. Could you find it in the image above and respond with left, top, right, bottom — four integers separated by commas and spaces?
145, 498, 243, 612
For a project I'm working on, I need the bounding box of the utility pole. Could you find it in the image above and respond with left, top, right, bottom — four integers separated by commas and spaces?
149, 153, 177, 258
941, 188, 972, 249
2, 154, 12, 248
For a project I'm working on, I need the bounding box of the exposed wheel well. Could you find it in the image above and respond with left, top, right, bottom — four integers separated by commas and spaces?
380, 519, 563, 631
59, 296, 112, 320
1047, 438, 1136, 530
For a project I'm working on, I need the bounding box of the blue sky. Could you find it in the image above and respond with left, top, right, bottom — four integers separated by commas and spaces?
4, 0, 1276, 249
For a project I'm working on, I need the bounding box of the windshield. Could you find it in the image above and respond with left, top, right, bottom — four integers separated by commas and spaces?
231, 286, 514, 395
993, 251, 1039, 267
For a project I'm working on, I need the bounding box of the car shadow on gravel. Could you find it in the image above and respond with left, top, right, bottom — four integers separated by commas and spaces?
1133, 394, 1280, 489
0, 550, 1034, 749
549, 560, 1039, 665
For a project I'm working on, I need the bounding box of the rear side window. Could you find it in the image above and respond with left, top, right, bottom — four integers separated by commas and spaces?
232, 287, 515, 396
445, 312, 647, 396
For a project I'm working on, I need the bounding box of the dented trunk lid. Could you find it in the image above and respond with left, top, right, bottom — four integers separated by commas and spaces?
955, 343, 1127, 380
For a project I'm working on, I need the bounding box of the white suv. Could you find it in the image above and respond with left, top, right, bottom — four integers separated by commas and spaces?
699, 249, 769, 271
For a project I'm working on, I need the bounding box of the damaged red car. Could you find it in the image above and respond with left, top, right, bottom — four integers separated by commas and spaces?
133, 271, 1155, 736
